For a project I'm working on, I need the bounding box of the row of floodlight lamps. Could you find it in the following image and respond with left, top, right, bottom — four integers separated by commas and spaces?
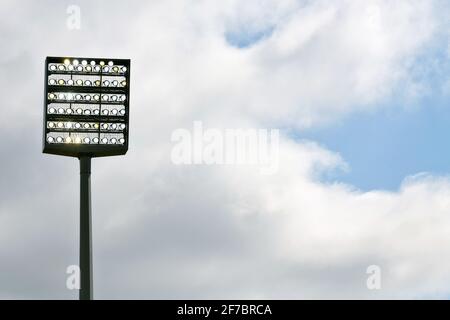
47, 136, 126, 145
48, 92, 127, 102
47, 121, 126, 131
48, 106, 126, 116
48, 78, 127, 88
49, 59, 127, 74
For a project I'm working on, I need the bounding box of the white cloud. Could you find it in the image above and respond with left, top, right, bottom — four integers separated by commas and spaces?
121, 0, 439, 128
87, 138, 450, 299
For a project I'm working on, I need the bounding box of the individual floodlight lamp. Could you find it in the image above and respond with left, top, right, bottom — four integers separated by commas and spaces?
43, 56, 131, 300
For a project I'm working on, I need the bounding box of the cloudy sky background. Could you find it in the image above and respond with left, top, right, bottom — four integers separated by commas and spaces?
0, 0, 449, 299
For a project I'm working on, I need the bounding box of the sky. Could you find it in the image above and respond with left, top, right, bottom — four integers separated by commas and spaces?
0, 0, 449, 299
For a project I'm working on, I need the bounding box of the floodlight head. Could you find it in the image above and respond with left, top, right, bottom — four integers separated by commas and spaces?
43, 56, 130, 158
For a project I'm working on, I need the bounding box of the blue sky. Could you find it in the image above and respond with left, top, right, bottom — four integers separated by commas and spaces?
302, 95, 450, 191
300, 44, 450, 191
225, 25, 275, 48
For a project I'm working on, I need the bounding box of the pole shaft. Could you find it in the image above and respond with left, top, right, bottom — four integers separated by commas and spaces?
79, 156, 92, 300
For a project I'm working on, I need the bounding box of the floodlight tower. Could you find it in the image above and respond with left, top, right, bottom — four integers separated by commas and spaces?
43, 57, 131, 300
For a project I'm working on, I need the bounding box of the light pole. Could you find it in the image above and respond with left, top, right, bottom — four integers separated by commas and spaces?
79, 156, 92, 300
43, 57, 131, 300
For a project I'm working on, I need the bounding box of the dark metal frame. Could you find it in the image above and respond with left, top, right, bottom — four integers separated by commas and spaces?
43, 56, 130, 158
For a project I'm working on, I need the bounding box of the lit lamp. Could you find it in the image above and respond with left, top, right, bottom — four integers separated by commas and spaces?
43, 56, 131, 300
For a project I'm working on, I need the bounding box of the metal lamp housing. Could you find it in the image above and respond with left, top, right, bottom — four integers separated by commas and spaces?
43, 56, 130, 158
